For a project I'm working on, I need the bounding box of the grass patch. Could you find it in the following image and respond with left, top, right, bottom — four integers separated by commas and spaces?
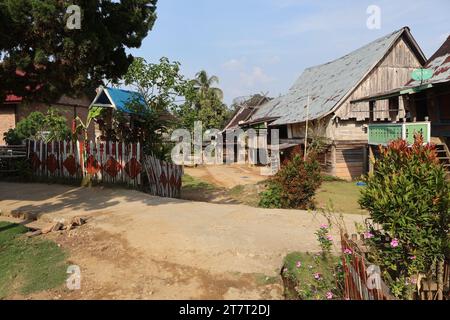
0, 222, 68, 298
315, 181, 368, 215
282, 252, 343, 300
182, 174, 216, 191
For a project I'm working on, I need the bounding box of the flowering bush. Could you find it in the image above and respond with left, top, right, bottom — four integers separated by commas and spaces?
315, 224, 333, 257
359, 135, 450, 299
259, 152, 322, 209
282, 252, 344, 300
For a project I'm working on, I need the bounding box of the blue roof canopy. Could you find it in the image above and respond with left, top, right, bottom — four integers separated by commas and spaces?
90, 86, 147, 114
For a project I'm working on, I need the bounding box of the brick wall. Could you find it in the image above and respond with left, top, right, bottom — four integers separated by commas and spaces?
0, 102, 95, 145
0, 105, 16, 145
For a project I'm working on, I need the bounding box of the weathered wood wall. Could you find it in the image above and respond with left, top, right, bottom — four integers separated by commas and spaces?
332, 141, 367, 180
336, 36, 424, 121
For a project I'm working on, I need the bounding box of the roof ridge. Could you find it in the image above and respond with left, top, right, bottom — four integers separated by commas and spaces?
303, 27, 407, 72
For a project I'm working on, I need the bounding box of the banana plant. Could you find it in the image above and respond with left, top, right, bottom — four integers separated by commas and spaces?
75, 106, 104, 141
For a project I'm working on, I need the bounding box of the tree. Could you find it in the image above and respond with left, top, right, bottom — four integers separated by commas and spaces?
173, 70, 231, 131
191, 70, 224, 104
118, 57, 191, 159
0, 0, 158, 102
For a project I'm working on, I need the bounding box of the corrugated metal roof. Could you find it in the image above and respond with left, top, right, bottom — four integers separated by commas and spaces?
249, 27, 410, 126
407, 35, 450, 87
90, 87, 147, 113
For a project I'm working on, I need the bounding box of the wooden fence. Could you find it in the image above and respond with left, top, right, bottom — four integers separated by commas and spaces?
27, 140, 143, 186
341, 233, 395, 300
143, 154, 183, 198
26, 140, 183, 198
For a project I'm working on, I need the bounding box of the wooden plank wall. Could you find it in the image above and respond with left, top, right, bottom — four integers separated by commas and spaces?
334, 142, 367, 180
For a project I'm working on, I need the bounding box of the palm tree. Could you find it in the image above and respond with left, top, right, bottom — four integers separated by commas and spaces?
191, 70, 224, 102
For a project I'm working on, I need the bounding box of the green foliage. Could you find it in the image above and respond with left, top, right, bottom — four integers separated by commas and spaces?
259, 153, 322, 209
173, 70, 231, 132
102, 57, 193, 160
3, 128, 23, 145
0, 222, 68, 298
3, 108, 70, 144
124, 57, 188, 112
282, 252, 343, 300
315, 224, 333, 257
258, 180, 283, 208
359, 136, 450, 299
0, 0, 157, 102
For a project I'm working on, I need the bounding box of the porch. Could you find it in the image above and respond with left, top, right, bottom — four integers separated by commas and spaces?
368, 121, 431, 146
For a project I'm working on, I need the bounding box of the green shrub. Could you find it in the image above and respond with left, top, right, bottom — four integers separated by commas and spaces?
259, 180, 283, 208
359, 136, 450, 299
259, 153, 322, 209
4, 109, 71, 145
3, 128, 24, 145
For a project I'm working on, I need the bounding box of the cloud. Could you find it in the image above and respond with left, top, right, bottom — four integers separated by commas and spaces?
222, 58, 246, 71
239, 66, 273, 87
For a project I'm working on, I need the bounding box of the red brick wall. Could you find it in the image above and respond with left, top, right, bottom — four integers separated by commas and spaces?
1, 102, 95, 144
0, 105, 16, 145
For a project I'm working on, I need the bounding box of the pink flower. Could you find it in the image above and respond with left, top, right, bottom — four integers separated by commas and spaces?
282, 267, 288, 273
409, 255, 416, 260
313, 272, 322, 280
296, 261, 302, 268
320, 224, 328, 229
343, 248, 353, 255
326, 291, 333, 300
326, 235, 333, 241
390, 238, 399, 248
364, 232, 374, 239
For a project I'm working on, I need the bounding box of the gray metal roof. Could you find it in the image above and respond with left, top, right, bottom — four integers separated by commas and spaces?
249, 27, 412, 126
407, 35, 450, 87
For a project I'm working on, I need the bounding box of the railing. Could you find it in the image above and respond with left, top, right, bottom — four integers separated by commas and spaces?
368, 121, 430, 146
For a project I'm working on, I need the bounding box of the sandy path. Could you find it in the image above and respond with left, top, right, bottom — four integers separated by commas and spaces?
0, 182, 364, 299
184, 164, 266, 189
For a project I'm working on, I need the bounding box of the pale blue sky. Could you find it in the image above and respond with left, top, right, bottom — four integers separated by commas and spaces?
129, 0, 450, 104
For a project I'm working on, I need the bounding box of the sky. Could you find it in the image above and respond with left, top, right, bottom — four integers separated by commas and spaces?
129, 0, 450, 105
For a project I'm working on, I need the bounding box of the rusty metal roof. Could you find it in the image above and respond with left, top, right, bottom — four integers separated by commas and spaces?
407, 35, 450, 87
248, 27, 422, 126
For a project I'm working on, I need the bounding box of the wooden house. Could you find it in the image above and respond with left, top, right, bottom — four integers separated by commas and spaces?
240, 27, 427, 180
354, 35, 450, 170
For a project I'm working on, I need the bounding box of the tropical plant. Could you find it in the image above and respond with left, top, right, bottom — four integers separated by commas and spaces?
173, 70, 231, 132
191, 70, 224, 103
359, 135, 450, 299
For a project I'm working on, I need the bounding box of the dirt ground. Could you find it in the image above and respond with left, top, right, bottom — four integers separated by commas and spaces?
0, 182, 364, 300
184, 164, 267, 189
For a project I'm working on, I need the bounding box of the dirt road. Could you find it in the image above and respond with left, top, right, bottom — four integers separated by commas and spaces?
0, 182, 364, 299
184, 164, 266, 189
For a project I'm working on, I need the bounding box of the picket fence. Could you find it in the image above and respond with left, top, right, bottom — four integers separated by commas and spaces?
341, 233, 394, 300
26, 140, 183, 198
143, 154, 183, 198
